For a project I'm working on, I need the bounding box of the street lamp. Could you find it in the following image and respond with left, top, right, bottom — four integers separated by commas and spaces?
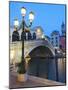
14, 19, 19, 29
21, 7, 26, 17
15, 7, 34, 82
20, 7, 34, 56
20, 7, 26, 76
29, 11, 34, 23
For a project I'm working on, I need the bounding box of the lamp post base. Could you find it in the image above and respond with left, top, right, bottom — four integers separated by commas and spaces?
17, 73, 28, 82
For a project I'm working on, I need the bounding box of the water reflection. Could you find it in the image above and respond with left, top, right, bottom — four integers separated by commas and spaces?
27, 57, 66, 83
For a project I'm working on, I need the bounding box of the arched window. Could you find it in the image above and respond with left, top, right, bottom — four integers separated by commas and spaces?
28, 32, 32, 40
21, 32, 26, 41
33, 32, 36, 40
12, 31, 19, 42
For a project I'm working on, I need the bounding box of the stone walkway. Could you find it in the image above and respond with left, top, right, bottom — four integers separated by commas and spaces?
9, 74, 47, 89
9, 73, 65, 89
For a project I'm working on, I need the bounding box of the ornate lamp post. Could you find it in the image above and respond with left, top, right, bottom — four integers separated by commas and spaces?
14, 7, 34, 82
20, 7, 34, 71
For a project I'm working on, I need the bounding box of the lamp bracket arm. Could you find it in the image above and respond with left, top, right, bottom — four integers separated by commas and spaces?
18, 22, 22, 31
25, 22, 32, 28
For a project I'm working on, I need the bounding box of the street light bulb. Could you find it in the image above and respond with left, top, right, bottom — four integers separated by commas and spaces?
42, 34, 45, 39
14, 19, 19, 28
29, 11, 34, 22
21, 7, 26, 17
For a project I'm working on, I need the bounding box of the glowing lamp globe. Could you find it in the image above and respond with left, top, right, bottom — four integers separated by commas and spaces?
29, 11, 34, 22
21, 7, 26, 17
14, 19, 19, 28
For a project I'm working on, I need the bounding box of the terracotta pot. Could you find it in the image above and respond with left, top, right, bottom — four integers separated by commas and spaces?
17, 73, 28, 82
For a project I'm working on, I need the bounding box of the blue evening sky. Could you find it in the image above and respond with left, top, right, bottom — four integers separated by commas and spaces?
9, 2, 66, 36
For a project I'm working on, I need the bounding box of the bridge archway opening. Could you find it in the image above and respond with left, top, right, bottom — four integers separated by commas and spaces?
29, 46, 53, 57
27, 46, 54, 79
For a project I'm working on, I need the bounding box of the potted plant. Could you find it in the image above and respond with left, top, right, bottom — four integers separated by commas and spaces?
17, 60, 27, 82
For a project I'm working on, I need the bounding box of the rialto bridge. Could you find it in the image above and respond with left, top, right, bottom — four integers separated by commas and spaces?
10, 37, 65, 83
10, 38, 55, 63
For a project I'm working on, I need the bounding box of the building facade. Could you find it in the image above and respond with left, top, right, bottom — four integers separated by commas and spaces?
50, 30, 60, 49
61, 22, 66, 36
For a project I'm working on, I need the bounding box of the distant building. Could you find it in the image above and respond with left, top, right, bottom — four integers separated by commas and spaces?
61, 22, 66, 36
60, 36, 66, 52
59, 22, 66, 52
35, 26, 43, 39
50, 30, 60, 49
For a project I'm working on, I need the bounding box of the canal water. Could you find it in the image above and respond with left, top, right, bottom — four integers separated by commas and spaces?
28, 58, 49, 79
27, 57, 66, 83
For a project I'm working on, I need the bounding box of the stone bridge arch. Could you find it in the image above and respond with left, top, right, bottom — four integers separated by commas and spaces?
28, 45, 53, 57
10, 39, 55, 64
24, 39, 55, 58
10, 39, 57, 80
24, 40, 56, 80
